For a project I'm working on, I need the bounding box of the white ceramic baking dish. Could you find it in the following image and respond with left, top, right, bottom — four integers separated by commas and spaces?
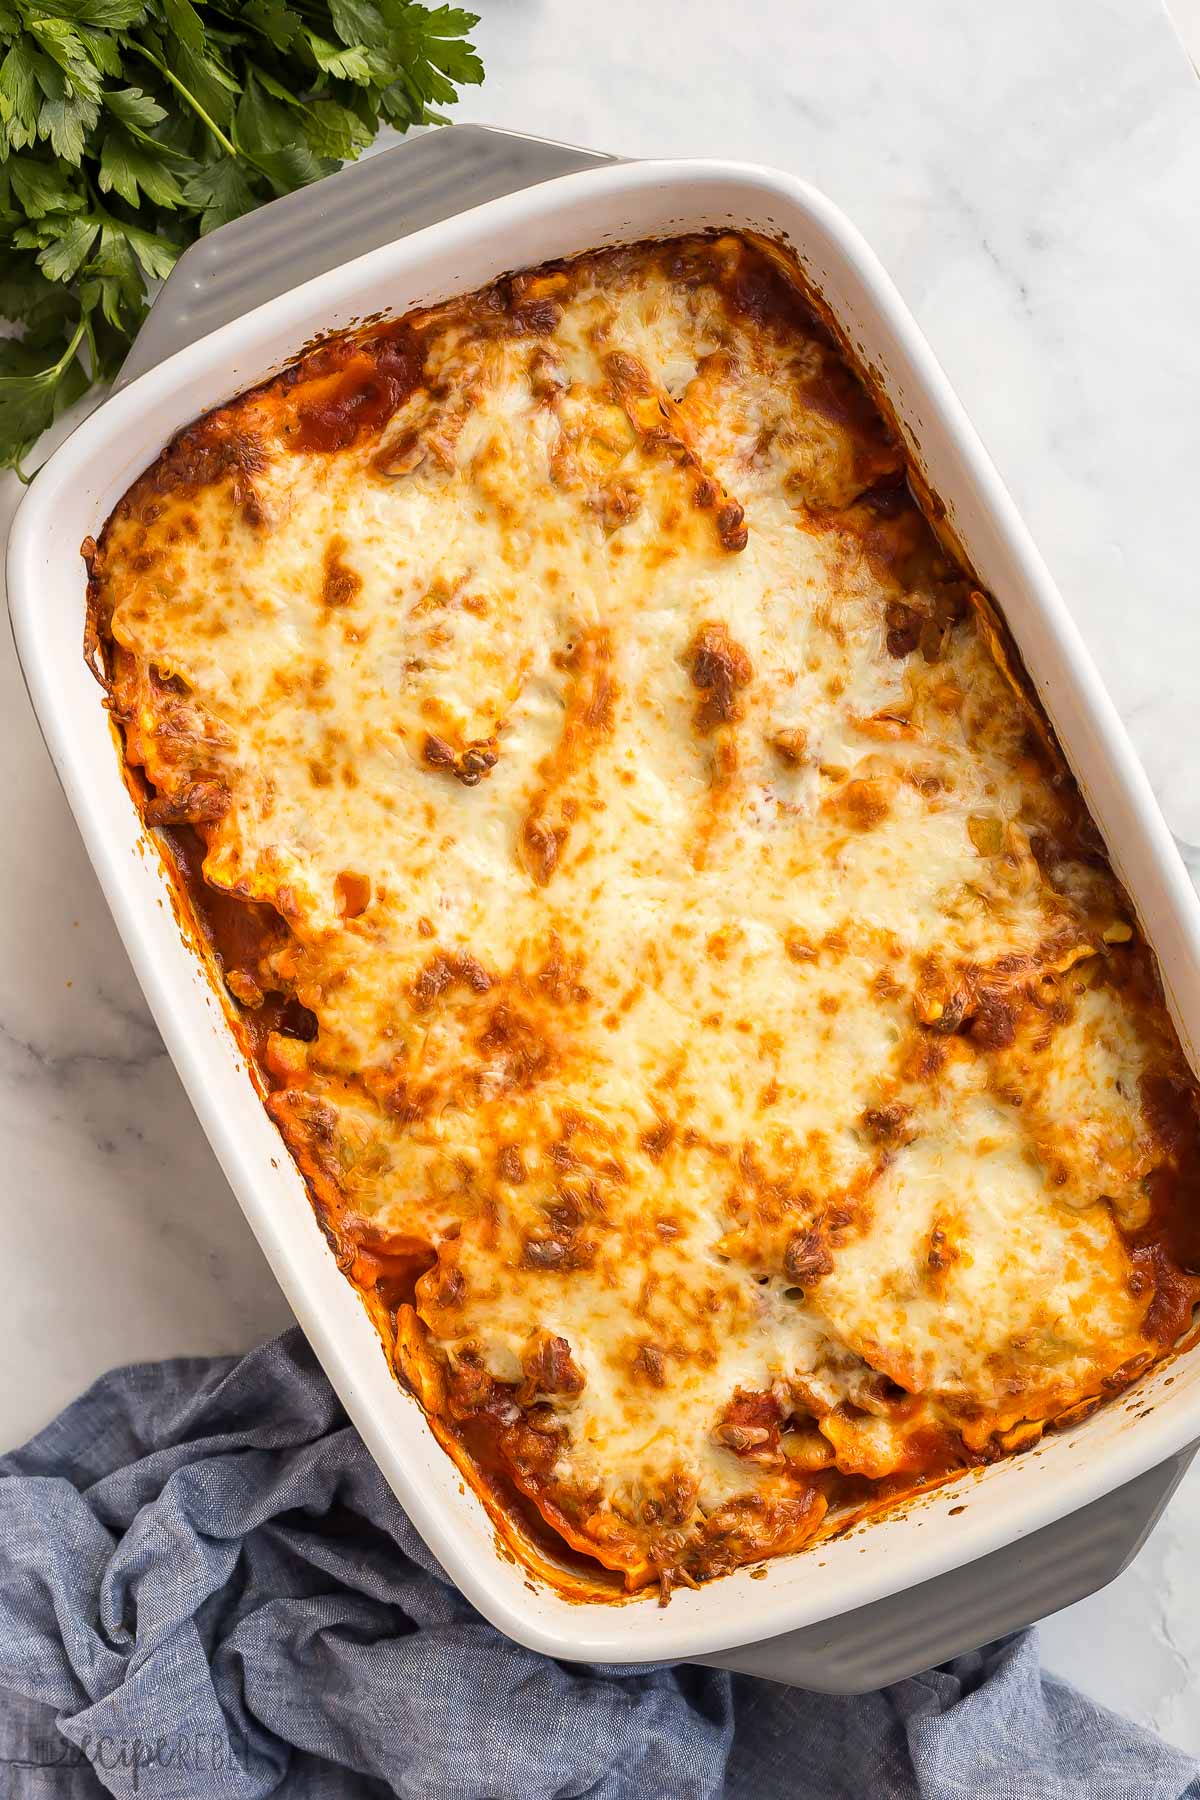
10, 135, 1200, 1681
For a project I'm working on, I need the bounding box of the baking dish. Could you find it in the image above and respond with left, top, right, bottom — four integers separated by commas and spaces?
9, 127, 1200, 1686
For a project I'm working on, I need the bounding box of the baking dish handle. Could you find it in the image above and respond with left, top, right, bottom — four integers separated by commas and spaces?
115, 124, 618, 392
691, 1446, 1195, 1692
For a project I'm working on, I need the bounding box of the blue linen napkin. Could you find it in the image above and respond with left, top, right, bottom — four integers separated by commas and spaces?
0, 1328, 1195, 1799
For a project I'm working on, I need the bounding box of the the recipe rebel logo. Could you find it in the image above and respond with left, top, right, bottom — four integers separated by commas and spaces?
27, 1725, 251, 1792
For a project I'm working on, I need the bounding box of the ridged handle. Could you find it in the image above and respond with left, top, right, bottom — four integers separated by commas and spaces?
693, 1449, 1193, 1691
116, 124, 616, 390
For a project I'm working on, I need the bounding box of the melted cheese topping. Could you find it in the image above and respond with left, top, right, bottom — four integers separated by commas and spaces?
90, 233, 1200, 1595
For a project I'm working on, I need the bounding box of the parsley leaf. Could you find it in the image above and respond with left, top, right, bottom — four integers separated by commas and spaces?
35, 1, 151, 28
101, 82, 167, 134
304, 94, 372, 160
27, 18, 106, 104
46, 219, 101, 282
86, 220, 146, 324
0, 318, 88, 473
162, 0, 204, 50
0, 256, 77, 328
240, 0, 303, 53
38, 89, 102, 163
99, 125, 185, 205
180, 152, 256, 232
6, 153, 86, 218
0, 43, 42, 148
329, 0, 387, 49
0, 0, 483, 470
304, 30, 371, 84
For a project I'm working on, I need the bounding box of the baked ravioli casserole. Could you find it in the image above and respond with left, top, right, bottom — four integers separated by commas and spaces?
85, 233, 1200, 1598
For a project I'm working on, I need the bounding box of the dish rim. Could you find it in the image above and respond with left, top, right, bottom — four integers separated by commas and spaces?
10, 153, 1200, 1665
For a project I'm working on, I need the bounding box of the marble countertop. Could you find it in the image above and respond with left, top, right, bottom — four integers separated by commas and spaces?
3, 0, 1199, 1746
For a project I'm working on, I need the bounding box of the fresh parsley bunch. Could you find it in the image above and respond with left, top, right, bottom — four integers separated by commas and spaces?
0, 0, 483, 472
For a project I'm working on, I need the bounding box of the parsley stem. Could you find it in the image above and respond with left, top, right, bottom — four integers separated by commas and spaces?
54, 316, 88, 378
81, 309, 99, 383
0, 316, 87, 392
124, 40, 240, 160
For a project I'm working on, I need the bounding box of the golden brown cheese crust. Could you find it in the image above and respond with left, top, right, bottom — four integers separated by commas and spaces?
87, 232, 1200, 1598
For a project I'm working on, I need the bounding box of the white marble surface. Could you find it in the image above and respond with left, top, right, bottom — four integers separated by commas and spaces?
3, 0, 1199, 1747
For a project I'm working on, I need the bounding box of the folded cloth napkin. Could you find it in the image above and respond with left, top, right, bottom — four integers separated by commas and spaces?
0, 1330, 1195, 1800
